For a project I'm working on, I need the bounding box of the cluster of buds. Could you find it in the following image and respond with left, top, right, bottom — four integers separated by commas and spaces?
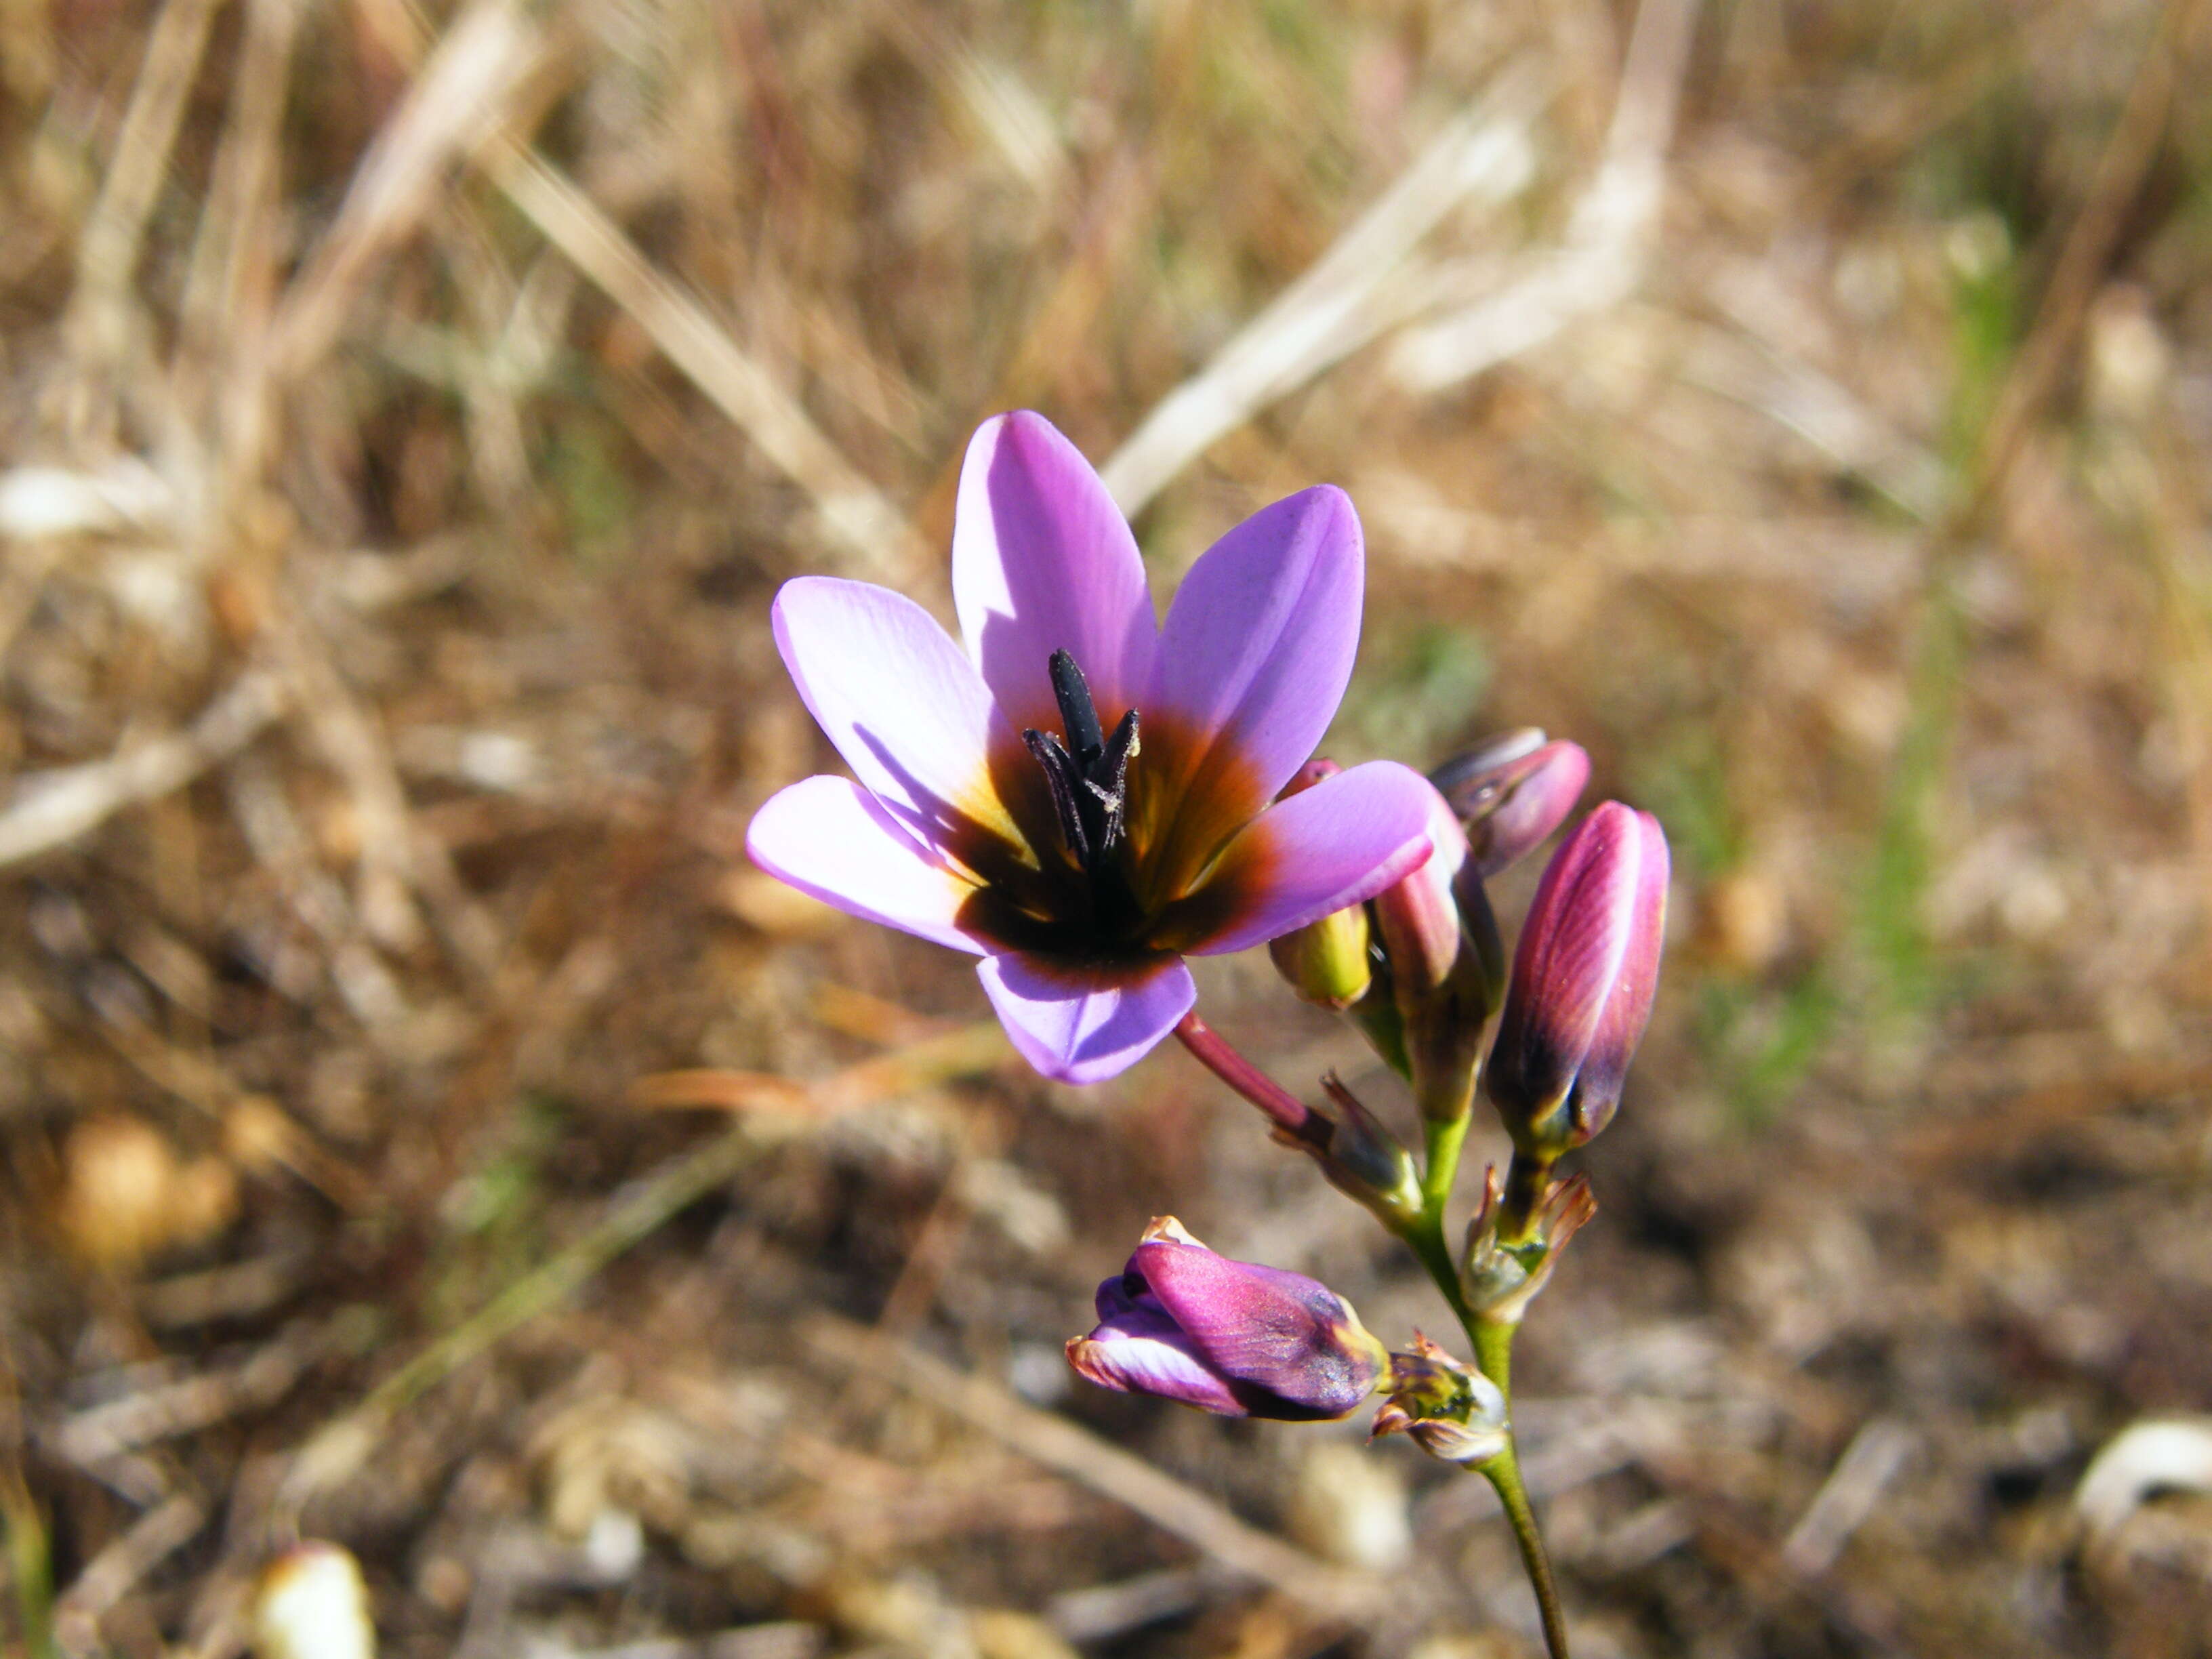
1078, 737, 1668, 1473
1271, 735, 1591, 1128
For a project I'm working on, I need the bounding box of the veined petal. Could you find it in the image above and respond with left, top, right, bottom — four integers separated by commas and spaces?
1171, 760, 1433, 956
953, 411, 1157, 731
1561, 807, 1670, 1136
1130, 1240, 1381, 1418
772, 577, 1026, 864
745, 776, 989, 955
1491, 801, 1645, 1110
975, 951, 1195, 1085
1147, 485, 1364, 820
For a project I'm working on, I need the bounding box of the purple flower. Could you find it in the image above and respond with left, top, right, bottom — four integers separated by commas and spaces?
1065, 1218, 1389, 1420
745, 411, 1435, 1083
1484, 802, 1670, 1153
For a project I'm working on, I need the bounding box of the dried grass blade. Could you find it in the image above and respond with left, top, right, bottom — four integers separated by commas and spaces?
268, 0, 541, 377
483, 146, 929, 579
1099, 62, 1546, 517
1389, 0, 1701, 393
804, 1315, 1385, 1621
0, 671, 285, 869
64, 0, 228, 370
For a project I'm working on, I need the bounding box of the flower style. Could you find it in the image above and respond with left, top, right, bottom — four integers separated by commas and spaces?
1066, 1217, 1389, 1420
745, 411, 1435, 1082
1485, 802, 1670, 1155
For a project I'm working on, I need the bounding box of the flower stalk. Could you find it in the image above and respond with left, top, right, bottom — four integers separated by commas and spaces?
748, 415, 1675, 1659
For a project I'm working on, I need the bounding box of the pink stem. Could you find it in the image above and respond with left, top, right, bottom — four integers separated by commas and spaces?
1173, 1012, 1324, 1143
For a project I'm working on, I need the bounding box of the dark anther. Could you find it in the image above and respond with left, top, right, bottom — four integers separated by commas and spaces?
1049, 649, 1107, 771
1024, 649, 1141, 876
1023, 726, 1092, 868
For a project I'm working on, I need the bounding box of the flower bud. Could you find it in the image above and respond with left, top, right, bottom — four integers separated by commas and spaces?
1485, 802, 1669, 1155
1066, 1218, 1389, 1421
1267, 762, 1373, 1009
1431, 733, 1591, 880
1368, 781, 1501, 1122
1370, 1333, 1509, 1466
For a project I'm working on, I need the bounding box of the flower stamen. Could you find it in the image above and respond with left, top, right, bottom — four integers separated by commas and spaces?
1023, 648, 1139, 874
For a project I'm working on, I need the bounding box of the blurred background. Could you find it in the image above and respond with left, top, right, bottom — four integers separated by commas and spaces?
3, 0, 2211, 1654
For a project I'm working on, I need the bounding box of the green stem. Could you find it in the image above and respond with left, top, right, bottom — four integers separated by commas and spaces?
1479, 1435, 1572, 1659
1473, 1311, 1515, 1396
1472, 1310, 1568, 1658
1404, 1207, 1478, 1334
1420, 1109, 1470, 1221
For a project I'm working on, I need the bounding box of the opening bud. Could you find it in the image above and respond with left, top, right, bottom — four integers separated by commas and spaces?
1460, 1164, 1599, 1324
1067, 1218, 1389, 1421
1267, 761, 1374, 1009
1485, 802, 1668, 1156
1432, 733, 1591, 880
1370, 1333, 1509, 1465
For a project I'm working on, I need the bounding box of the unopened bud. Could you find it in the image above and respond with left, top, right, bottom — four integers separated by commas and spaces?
1067, 1218, 1390, 1421
1370, 1333, 1509, 1465
1370, 781, 1496, 1122
1432, 733, 1591, 879
254, 1542, 375, 1659
1268, 762, 1373, 1009
1486, 802, 1668, 1156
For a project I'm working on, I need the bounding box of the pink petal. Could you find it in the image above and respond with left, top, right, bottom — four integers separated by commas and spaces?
1170, 761, 1433, 956
772, 577, 1026, 865
952, 412, 1157, 732
1065, 1332, 1248, 1416
1567, 808, 1670, 1127
744, 776, 988, 954
1145, 485, 1363, 813
975, 951, 1195, 1085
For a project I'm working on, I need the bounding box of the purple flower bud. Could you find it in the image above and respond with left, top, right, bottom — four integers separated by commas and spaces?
1367, 780, 1502, 1123
1372, 783, 1470, 997
1432, 734, 1591, 879
1485, 802, 1669, 1155
1066, 1218, 1389, 1420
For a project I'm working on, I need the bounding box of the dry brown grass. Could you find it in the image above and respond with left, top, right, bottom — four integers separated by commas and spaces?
4, 0, 2212, 1654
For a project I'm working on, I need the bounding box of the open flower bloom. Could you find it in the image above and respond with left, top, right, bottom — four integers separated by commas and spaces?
1485, 801, 1670, 1153
1067, 1217, 1388, 1420
746, 411, 1435, 1082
